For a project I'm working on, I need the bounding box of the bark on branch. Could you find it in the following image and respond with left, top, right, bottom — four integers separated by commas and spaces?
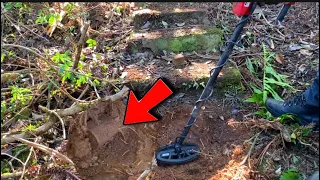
72, 21, 90, 71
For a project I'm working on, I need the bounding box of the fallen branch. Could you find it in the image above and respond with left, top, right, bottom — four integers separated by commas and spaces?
78, 84, 90, 100
39, 107, 66, 139
12, 136, 74, 165
258, 135, 278, 165
1, 86, 129, 144
73, 21, 90, 71
240, 132, 260, 168
20, 138, 38, 179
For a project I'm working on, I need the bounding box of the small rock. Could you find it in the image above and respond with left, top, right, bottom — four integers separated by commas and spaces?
209, 115, 213, 119
219, 116, 224, 121
173, 54, 187, 66
208, 166, 214, 172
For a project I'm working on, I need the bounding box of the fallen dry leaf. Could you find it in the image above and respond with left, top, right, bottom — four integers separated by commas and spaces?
275, 54, 284, 64
161, 21, 168, 28
281, 127, 291, 142
270, 39, 275, 49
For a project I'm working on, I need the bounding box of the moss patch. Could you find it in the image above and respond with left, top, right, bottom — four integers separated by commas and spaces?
133, 27, 223, 54
166, 31, 222, 53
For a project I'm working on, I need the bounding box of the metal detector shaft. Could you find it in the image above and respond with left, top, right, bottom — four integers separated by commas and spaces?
177, 3, 257, 145
276, 4, 292, 23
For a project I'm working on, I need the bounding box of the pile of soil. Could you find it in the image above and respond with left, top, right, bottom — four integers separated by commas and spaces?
66, 90, 252, 180
66, 99, 158, 180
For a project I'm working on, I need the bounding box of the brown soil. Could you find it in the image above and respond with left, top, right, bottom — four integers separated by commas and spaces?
65, 2, 319, 180
66, 90, 252, 180
123, 56, 239, 93
66, 99, 158, 180
151, 101, 252, 180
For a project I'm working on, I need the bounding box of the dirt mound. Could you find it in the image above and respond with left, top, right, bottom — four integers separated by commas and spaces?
66, 99, 158, 180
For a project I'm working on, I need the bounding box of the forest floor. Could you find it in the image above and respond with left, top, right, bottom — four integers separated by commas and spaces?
1, 2, 319, 180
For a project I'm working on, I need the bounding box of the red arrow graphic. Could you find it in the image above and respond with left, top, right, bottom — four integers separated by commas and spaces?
124, 79, 173, 125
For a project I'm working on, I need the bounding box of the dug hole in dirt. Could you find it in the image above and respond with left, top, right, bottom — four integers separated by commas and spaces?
66, 89, 252, 180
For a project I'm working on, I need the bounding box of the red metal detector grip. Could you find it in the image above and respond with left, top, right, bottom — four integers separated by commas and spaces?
232, 2, 253, 16
283, 2, 295, 5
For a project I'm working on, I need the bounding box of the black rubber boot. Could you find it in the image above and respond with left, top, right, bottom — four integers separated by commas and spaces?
265, 94, 319, 128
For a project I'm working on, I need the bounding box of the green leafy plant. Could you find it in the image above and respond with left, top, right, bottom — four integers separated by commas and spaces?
115, 6, 123, 14
52, 50, 96, 88
244, 44, 295, 119
1, 160, 10, 174
65, 3, 77, 17
22, 124, 37, 133
246, 57, 260, 76
86, 39, 97, 48
4, 2, 29, 12
1, 54, 5, 62
52, 51, 74, 83
10, 86, 32, 105
35, 9, 61, 26
289, 123, 313, 144
280, 168, 302, 180
182, 81, 205, 90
